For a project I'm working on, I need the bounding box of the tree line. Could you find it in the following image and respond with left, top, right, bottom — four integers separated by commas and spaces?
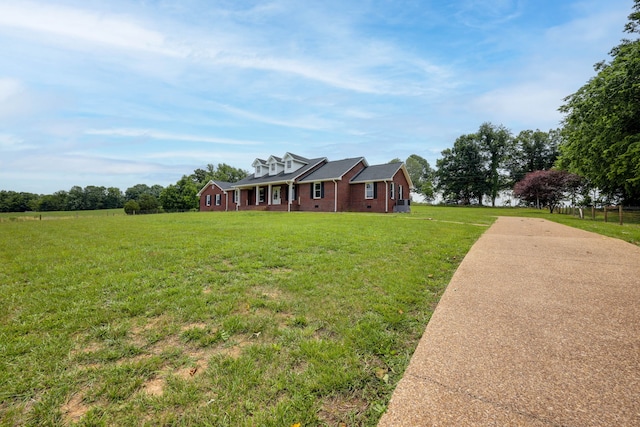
408, 1, 640, 211
0, 163, 247, 213
399, 125, 563, 208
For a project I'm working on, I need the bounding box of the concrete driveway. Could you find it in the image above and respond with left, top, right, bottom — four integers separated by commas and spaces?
379, 217, 640, 426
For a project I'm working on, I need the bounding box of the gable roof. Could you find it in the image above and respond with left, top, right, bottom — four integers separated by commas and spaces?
196, 180, 234, 196
283, 152, 310, 163
298, 157, 367, 183
351, 162, 413, 188
232, 157, 327, 187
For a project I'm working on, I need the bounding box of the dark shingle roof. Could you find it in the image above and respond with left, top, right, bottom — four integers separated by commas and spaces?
350, 162, 403, 183
298, 157, 365, 182
213, 181, 234, 191
196, 180, 234, 196
286, 153, 310, 163
233, 157, 327, 187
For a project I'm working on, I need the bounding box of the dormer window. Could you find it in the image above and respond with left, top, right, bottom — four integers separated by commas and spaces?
271, 164, 275, 172
287, 160, 292, 169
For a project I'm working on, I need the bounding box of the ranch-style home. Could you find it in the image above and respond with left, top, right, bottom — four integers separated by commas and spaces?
197, 152, 413, 213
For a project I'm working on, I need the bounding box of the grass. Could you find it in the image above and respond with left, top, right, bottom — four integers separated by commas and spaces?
0, 209, 124, 222
1, 206, 637, 426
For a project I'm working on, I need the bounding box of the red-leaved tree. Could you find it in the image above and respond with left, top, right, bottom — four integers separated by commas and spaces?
513, 170, 583, 213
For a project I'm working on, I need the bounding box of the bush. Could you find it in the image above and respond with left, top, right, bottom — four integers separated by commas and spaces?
123, 200, 140, 215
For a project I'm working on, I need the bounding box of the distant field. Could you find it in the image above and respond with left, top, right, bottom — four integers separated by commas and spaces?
1, 206, 637, 426
0, 209, 124, 221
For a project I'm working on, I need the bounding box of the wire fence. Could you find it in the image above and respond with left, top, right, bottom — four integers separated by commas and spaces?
556, 206, 640, 225
0, 209, 195, 222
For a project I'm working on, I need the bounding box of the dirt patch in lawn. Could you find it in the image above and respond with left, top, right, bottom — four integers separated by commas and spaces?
318, 394, 369, 426
61, 393, 91, 424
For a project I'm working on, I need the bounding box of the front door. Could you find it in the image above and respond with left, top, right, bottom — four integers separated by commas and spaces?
272, 186, 281, 205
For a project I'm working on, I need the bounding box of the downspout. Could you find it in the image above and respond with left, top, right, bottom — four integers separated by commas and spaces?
333, 180, 338, 212
225, 192, 228, 212
385, 181, 389, 213
287, 181, 292, 212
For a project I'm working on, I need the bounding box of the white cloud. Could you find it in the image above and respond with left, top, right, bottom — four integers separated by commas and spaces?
0, 78, 22, 100
454, 0, 523, 29
0, 133, 32, 151
213, 103, 336, 130
0, 2, 183, 56
85, 128, 262, 146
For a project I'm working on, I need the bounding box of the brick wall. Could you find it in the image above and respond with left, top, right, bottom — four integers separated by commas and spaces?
199, 184, 234, 211
298, 161, 366, 212
348, 169, 411, 213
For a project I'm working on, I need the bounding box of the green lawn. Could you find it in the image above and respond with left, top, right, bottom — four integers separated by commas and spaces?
1, 206, 637, 426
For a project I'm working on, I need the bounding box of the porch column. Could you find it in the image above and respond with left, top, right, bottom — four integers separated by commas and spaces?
288, 182, 293, 212
255, 185, 259, 205
268, 184, 272, 205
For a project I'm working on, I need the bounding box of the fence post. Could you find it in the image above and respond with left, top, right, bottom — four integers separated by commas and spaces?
619, 205, 623, 225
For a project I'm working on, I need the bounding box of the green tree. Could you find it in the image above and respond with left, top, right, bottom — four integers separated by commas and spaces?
477, 122, 513, 207
507, 129, 560, 184
405, 154, 434, 201
558, 0, 640, 205
138, 194, 159, 212
160, 175, 199, 211
190, 164, 247, 189
83, 186, 106, 210
123, 200, 140, 215
436, 134, 488, 205
159, 185, 181, 211
67, 186, 85, 210
125, 184, 152, 201
34, 190, 69, 211
104, 187, 124, 209
0, 191, 40, 212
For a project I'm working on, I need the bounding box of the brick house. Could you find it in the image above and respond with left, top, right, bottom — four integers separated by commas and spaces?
196, 152, 413, 213
197, 180, 236, 211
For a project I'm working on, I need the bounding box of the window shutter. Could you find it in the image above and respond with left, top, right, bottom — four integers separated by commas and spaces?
310, 183, 314, 198
321, 182, 325, 198
373, 182, 378, 199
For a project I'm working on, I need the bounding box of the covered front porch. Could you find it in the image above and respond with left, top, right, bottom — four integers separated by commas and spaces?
235, 182, 300, 212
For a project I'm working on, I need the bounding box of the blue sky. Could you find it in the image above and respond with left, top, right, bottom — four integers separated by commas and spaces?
0, 0, 632, 194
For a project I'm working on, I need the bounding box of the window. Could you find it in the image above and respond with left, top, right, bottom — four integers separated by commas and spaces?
313, 182, 323, 199
206, 194, 211, 206
390, 182, 395, 200
233, 189, 239, 203
398, 185, 403, 200
287, 160, 292, 169
271, 163, 275, 171
259, 188, 265, 203
255, 166, 261, 176
365, 182, 375, 199
215, 194, 221, 206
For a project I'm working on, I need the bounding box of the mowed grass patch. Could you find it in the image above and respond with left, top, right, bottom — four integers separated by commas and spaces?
0, 210, 489, 426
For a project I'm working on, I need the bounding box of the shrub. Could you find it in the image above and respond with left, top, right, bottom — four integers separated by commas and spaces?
123, 200, 140, 215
